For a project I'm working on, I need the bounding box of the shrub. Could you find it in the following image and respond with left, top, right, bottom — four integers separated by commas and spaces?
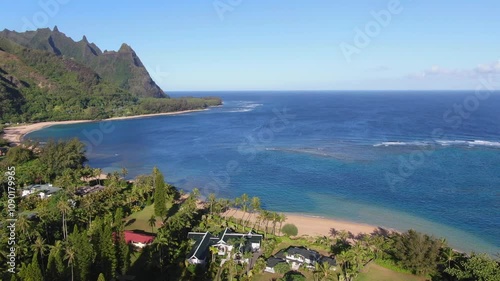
274, 262, 291, 274
281, 271, 306, 281
281, 223, 298, 237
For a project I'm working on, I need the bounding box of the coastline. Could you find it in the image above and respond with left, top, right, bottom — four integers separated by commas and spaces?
2, 108, 207, 145
223, 208, 389, 237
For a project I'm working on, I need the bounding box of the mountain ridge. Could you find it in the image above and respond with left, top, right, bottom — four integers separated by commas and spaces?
0, 27, 166, 98
0, 28, 222, 124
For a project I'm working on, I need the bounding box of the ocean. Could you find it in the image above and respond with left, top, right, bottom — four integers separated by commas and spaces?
26, 91, 500, 254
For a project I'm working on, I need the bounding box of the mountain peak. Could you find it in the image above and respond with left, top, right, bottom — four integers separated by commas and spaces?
118, 43, 133, 53
0, 27, 166, 98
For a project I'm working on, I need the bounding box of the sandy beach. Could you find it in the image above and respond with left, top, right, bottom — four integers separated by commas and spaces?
224, 208, 387, 237
1, 109, 207, 145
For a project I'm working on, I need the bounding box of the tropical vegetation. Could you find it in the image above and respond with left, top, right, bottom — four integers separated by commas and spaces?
0, 139, 498, 281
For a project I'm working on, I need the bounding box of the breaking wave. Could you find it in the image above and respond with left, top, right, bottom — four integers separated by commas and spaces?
373, 140, 500, 148
225, 101, 263, 113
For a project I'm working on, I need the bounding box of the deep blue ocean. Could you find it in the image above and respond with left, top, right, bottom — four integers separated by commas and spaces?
27, 91, 500, 254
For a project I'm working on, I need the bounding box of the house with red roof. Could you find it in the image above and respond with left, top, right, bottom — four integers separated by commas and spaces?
123, 231, 155, 249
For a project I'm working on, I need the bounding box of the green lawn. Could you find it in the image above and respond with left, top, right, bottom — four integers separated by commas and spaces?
124, 204, 159, 234
356, 262, 428, 281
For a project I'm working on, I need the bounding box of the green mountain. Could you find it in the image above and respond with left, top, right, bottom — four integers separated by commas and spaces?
0, 26, 166, 98
0, 28, 221, 124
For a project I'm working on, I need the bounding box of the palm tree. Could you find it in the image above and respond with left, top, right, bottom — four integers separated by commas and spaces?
31, 235, 48, 269
209, 246, 218, 263
258, 210, 267, 234
121, 167, 128, 179
229, 197, 242, 222
81, 196, 94, 228
246, 196, 261, 227
148, 215, 157, 234
153, 229, 169, 269
278, 213, 286, 236
336, 251, 352, 281
16, 215, 32, 239
314, 261, 334, 281
94, 168, 102, 185
329, 228, 338, 240
64, 245, 76, 281
240, 194, 249, 225
443, 247, 457, 269
367, 234, 384, 260
208, 193, 217, 215
57, 199, 71, 240
255, 213, 263, 232
271, 212, 279, 235
262, 210, 272, 235
223, 258, 237, 281
338, 230, 349, 244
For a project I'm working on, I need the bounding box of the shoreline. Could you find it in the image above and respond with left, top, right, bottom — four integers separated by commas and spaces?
1, 108, 208, 145
223, 208, 391, 237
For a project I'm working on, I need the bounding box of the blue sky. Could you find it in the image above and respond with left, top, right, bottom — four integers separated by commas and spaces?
1, 0, 499, 91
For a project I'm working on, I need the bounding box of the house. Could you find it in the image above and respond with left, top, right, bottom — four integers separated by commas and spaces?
275, 246, 321, 270
186, 228, 264, 266
75, 185, 106, 196
123, 231, 155, 249
21, 184, 61, 199
212, 228, 263, 260
186, 232, 213, 265
265, 246, 336, 272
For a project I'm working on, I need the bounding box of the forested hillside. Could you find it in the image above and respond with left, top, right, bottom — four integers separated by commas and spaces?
0, 28, 221, 124
0, 27, 165, 98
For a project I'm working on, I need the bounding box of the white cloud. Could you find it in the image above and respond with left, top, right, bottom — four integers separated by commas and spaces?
408, 65, 469, 79
408, 60, 500, 80
474, 60, 500, 74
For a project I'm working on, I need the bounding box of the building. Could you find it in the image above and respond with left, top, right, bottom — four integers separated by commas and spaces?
186, 228, 263, 265
276, 246, 321, 269
21, 184, 61, 199
186, 232, 213, 265
123, 231, 155, 249
265, 246, 336, 272
75, 185, 106, 196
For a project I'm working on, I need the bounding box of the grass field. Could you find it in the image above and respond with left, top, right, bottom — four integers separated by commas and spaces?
356, 262, 428, 281
124, 204, 159, 234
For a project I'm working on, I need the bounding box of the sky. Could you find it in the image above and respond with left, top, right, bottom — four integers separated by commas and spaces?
1, 0, 499, 91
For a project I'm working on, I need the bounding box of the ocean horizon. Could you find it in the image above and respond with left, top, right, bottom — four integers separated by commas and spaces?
26, 91, 500, 254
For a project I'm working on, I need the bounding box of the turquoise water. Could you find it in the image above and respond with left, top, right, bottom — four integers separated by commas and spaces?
27, 91, 500, 254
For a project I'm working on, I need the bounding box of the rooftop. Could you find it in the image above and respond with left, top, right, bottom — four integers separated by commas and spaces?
123, 231, 155, 244
275, 246, 321, 261
24, 184, 61, 194
187, 231, 212, 260
75, 185, 106, 195
266, 256, 287, 267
